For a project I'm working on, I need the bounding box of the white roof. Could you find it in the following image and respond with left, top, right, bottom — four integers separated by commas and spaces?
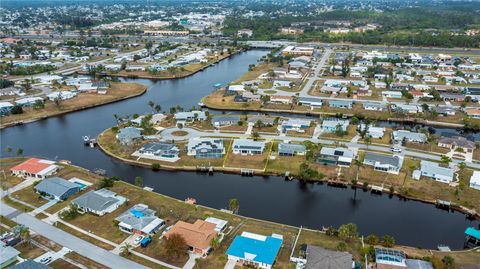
205, 217, 228, 232
0, 101, 13, 108
471, 171, 480, 185
228, 85, 245, 92
241, 231, 267, 241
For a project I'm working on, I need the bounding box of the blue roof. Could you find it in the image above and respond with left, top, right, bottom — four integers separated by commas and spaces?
465, 227, 480, 240
226, 233, 282, 266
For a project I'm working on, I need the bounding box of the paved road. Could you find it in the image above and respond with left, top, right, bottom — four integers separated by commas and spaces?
160, 127, 480, 170
299, 48, 332, 97
0, 202, 148, 269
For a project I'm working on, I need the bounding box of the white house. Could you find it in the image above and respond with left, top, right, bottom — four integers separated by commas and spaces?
419, 160, 454, 184
470, 171, 480, 190
232, 139, 266, 155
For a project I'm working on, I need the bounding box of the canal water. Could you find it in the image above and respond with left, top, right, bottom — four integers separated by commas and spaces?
1, 50, 478, 249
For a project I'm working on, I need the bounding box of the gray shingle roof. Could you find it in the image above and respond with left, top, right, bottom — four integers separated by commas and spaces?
364, 152, 400, 167
34, 177, 79, 198
10, 260, 51, 269
115, 204, 162, 231
306, 245, 353, 269
72, 190, 120, 212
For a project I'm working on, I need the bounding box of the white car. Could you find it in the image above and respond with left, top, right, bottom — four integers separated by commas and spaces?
40, 257, 52, 264
160, 226, 173, 238
134, 235, 144, 244
391, 147, 402, 153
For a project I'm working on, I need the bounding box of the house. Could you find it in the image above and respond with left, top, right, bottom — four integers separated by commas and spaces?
382, 91, 403, 99
358, 124, 385, 139
273, 80, 293, 88
298, 97, 323, 108
187, 138, 225, 158
211, 115, 240, 127
115, 204, 165, 235
0, 102, 14, 116
232, 139, 266, 155
10, 260, 52, 269
10, 158, 59, 179
237, 29, 253, 37
363, 102, 385, 111
393, 104, 423, 114
165, 220, 217, 256
15, 97, 44, 107
363, 152, 403, 174
205, 217, 228, 233
281, 118, 311, 133
316, 147, 355, 166
470, 171, 480, 190
305, 245, 354, 269
34, 177, 80, 200
242, 91, 261, 102
321, 120, 350, 133
131, 114, 166, 125
375, 248, 407, 269
329, 100, 353, 109
71, 189, 127, 216
392, 130, 427, 143
116, 127, 142, 145
419, 160, 454, 184
247, 115, 275, 126
278, 143, 306, 156
0, 245, 20, 269
465, 108, 480, 119
433, 106, 456, 116
437, 136, 475, 153
270, 95, 293, 104
226, 232, 283, 269
175, 111, 207, 124
47, 91, 77, 101
282, 46, 314, 56
133, 142, 180, 162
405, 259, 433, 269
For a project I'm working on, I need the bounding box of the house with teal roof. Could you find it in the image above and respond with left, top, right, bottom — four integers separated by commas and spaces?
226, 232, 283, 269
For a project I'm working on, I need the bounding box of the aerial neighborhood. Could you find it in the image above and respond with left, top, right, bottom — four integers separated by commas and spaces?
1, 1, 480, 269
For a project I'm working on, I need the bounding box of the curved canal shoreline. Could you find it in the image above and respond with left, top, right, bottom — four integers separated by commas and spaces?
0, 83, 148, 130
96, 128, 480, 221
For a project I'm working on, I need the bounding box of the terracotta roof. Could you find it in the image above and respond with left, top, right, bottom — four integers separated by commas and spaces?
10, 158, 56, 175
165, 220, 217, 251
465, 108, 480, 115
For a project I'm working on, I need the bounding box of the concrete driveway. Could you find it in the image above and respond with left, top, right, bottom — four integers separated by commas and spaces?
34, 247, 71, 265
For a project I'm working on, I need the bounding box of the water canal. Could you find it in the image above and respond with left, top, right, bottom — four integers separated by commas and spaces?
1, 50, 478, 249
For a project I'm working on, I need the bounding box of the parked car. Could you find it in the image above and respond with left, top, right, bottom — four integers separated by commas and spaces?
160, 225, 173, 238
134, 235, 144, 245
140, 237, 152, 248
40, 257, 52, 264
391, 147, 402, 153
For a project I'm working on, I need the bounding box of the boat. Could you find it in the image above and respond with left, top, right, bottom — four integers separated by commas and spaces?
185, 197, 197, 204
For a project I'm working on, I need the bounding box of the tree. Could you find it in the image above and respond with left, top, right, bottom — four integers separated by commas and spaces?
54, 98, 62, 109
381, 235, 395, 247
135, 176, 143, 187
152, 163, 160, 171
10, 105, 23, 115
442, 256, 455, 269
154, 104, 162, 113
251, 131, 260, 141
228, 198, 240, 214
16, 148, 24, 156
120, 243, 132, 256
350, 116, 359, 125
164, 233, 187, 259
440, 155, 451, 165
33, 100, 45, 110
19, 226, 31, 246
4, 147, 12, 153
148, 101, 155, 111
210, 236, 220, 250
338, 223, 358, 241
336, 242, 347, 251
365, 234, 379, 245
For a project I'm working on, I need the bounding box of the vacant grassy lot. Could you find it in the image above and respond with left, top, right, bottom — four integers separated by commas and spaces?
49, 259, 81, 269
11, 185, 49, 208
15, 241, 46, 259
1, 82, 146, 127
65, 252, 109, 269
266, 155, 306, 175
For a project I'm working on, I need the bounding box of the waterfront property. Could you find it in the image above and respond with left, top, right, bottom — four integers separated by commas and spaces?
132, 141, 180, 162
204, 217, 228, 233
464, 227, 480, 248
164, 220, 217, 256
34, 176, 80, 200
278, 143, 306, 156
232, 139, 266, 155
226, 232, 283, 269
281, 118, 312, 133
116, 127, 142, 146
363, 152, 403, 174
437, 136, 475, 153
174, 110, 207, 124
305, 245, 354, 269
316, 147, 355, 166
392, 130, 427, 144
298, 97, 323, 108
358, 124, 385, 139
363, 102, 385, 111
10, 158, 59, 179
321, 119, 350, 133
382, 91, 403, 99
417, 160, 454, 184
247, 115, 275, 126
115, 204, 165, 235
0, 101, 14, 116
329, 100, 353, 109
71, 189, 127, 216
374, 248, 407, 269
211, 115, 241, 127
470, 171, 480, 190
187, 138, 225, 158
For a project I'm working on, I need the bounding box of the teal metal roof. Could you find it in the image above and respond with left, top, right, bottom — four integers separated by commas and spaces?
465, 227, 480, 240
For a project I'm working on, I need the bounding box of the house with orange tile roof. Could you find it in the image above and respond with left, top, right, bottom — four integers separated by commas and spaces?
10, 158, 59, 179
465, 108, 480, 119
164, 220, 217, 256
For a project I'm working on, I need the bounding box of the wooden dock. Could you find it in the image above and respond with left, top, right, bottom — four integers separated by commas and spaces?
240, 169, 254, 176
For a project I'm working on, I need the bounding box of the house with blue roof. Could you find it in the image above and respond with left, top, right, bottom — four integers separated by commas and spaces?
321, 119, 350, 133
329, 100, 353, 109
465, 227, 480, 247
116, 127, 142, 146
226, 232, 283, 269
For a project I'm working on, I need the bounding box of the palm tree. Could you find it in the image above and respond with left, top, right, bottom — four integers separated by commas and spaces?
148, 101, 155, 112
20, 227, 31, 246
154, 105, 162, 113
228, 198, 239, 214
120, 243, 132, 256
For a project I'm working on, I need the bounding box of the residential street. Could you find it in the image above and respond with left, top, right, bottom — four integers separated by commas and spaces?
0, 202, 149, 269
